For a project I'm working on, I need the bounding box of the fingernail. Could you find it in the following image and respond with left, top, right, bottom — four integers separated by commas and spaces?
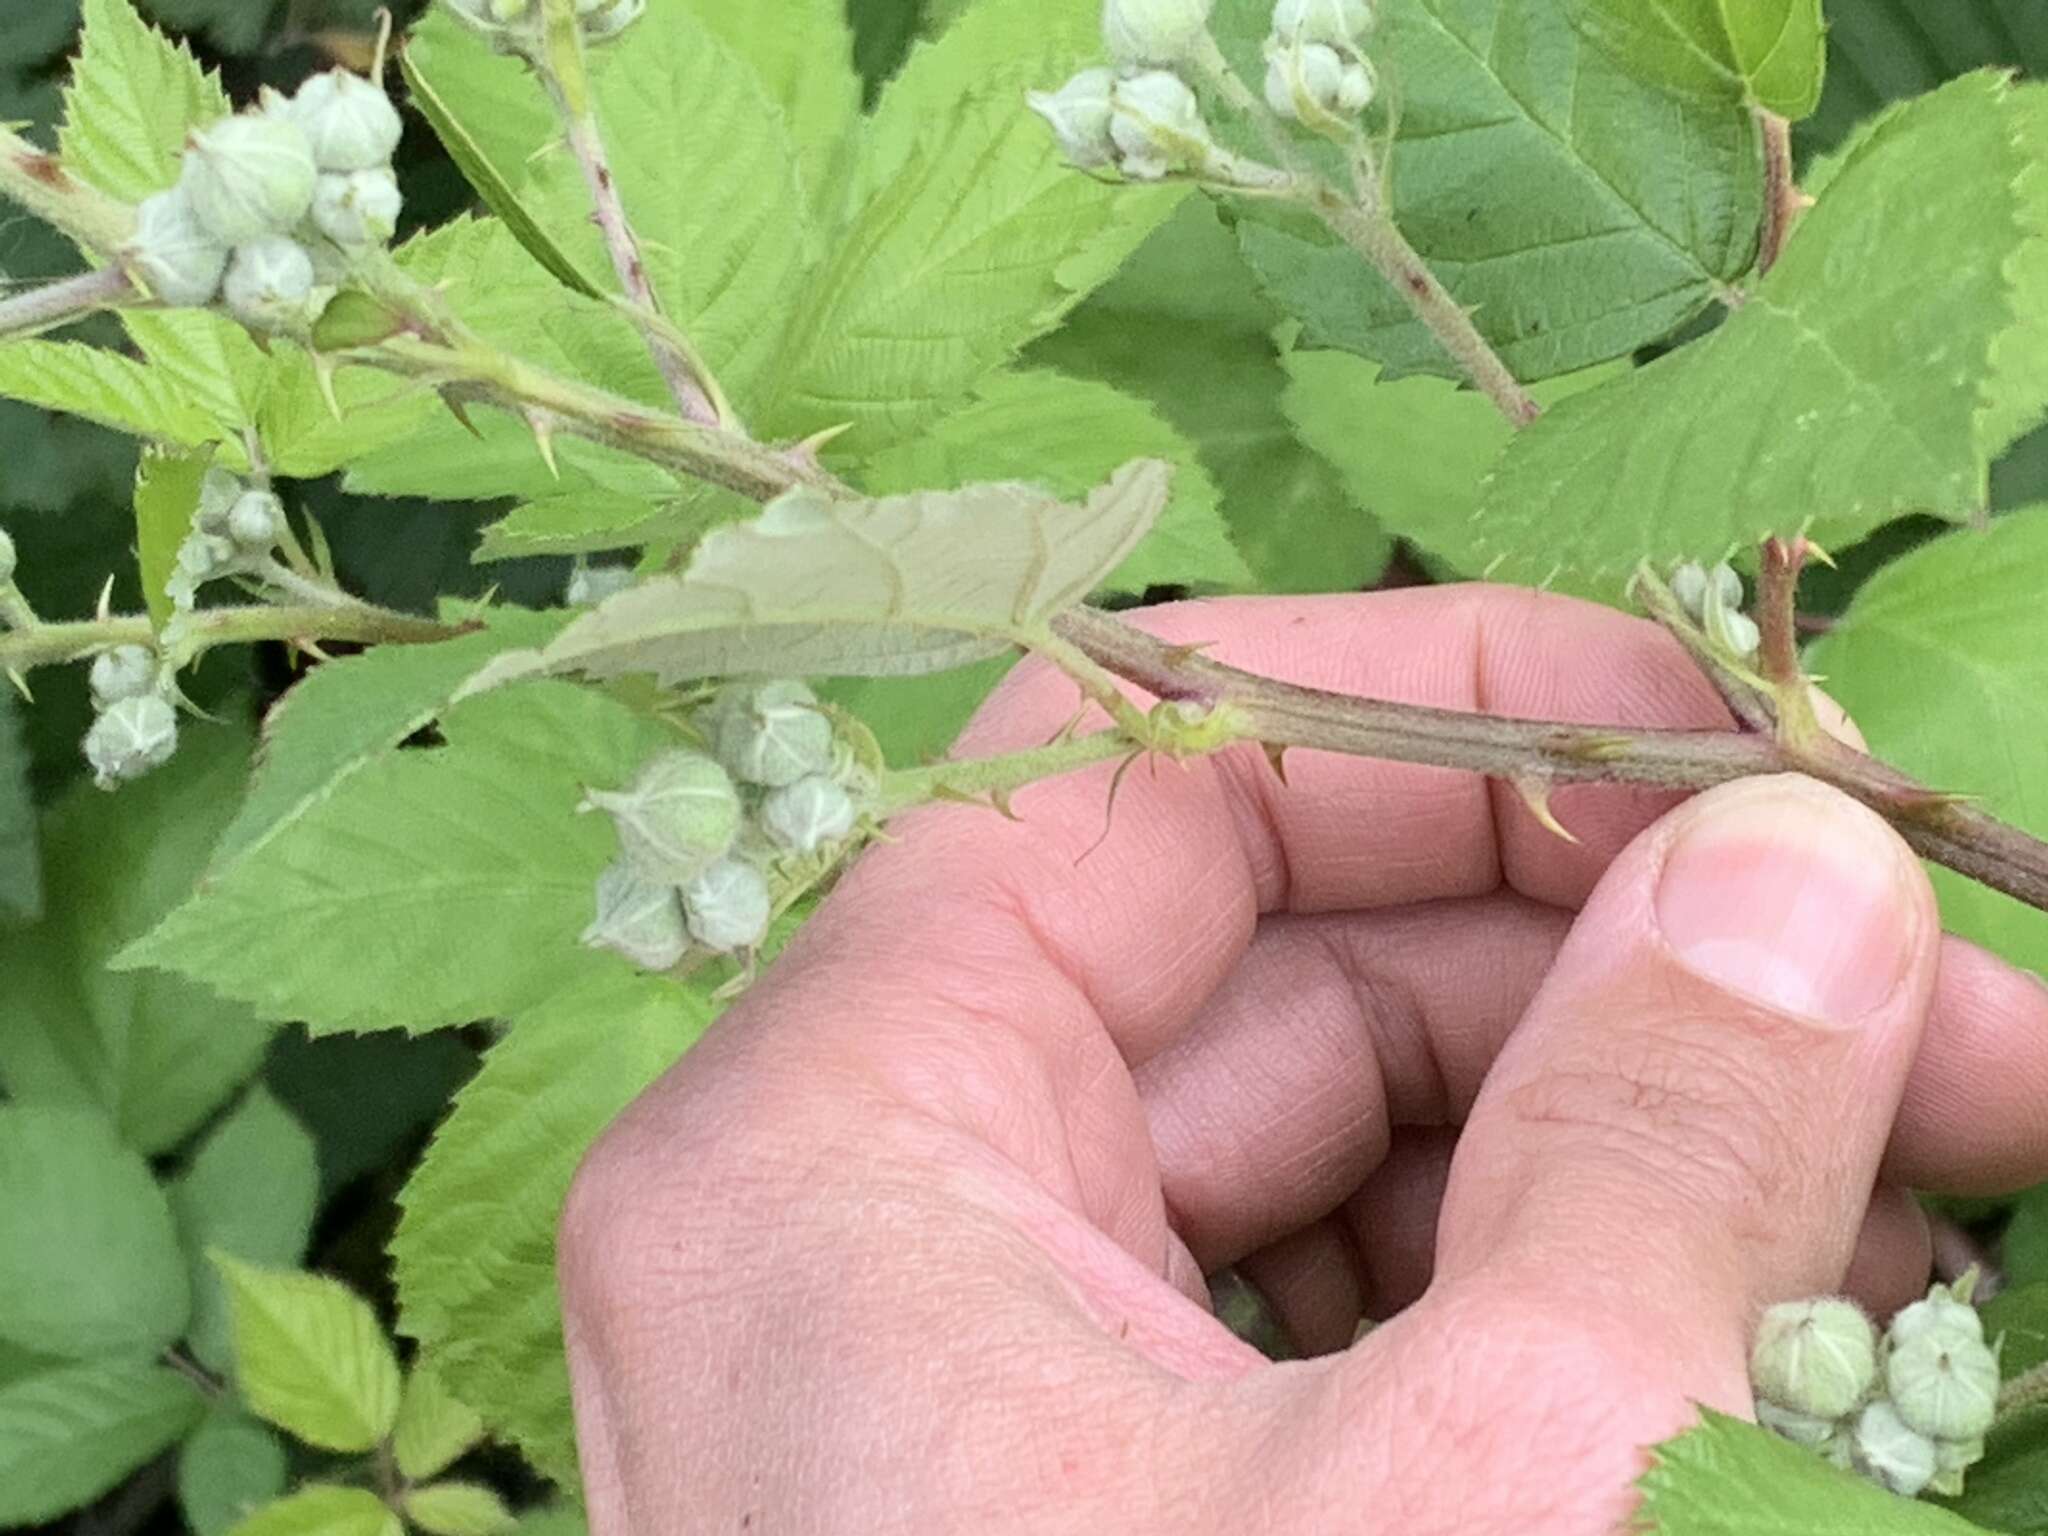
1656, 778, 1918, 1024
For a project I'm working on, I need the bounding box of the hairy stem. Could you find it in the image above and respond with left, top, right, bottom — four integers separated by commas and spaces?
532, 6, 727, 429
0, 127, 134, 253
0, 604, 472, 675
0, 264, 139, 340
1756, 109, 1802, 275
1051, 605, 2048, 914
1311, 188, 1542, 426
875, 730, 1137, 817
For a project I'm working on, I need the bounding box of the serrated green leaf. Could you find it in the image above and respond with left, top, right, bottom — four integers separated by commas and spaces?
172, 1086, 320, 1374
504, 460, 1171, 689
0, 694, 38, 922
1636, 1410, 1987, 1532
214, 1256, 402, 1453
474, 490, 741, 562
512, 1506, 586, 1536
121, 311, 270, 447
1029, 199, 1392, 596
134, 444, 209, 629
209, 608, 564, 875
0, 1358, 205, 1527
1224, 0, 1762, 384
404, 1482, 517, 1536
0, 719, 271, 1154
1281, 349, 1625, 582
59, 0, 228, 204
178, 1409, 289, 1536
687, 0, 860, 220
0, 341, 220, 447
392, 1367, 485, 1483
393, 969, 717, 1489
119, 681, 673, 1033
860, 370, 1251, 593
1471, 73, 2042, 595
1807, 509, 2048, 975
823, 656, 1018, 766
0, 1106, 190, 1357
222, 1484, 402, 1536
1562, 0, 1826, 118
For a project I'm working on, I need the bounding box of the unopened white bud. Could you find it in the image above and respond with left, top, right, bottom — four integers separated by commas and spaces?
84, 695, 178, 789
127, 189, 230, 307
1750, 1297, 1877, 1420
290, 70, 403, 172
580, 859, 689, 971
1027, 67, 1118, 170
1851, 1399, 1937, 1498
579, 0, 645, 40
1271, 0, 1373, 49
442, 0, 533, 36
681, 857, 772, 953
167, 531, 239, 609
580, 750, 742, 885
194, 469, 244, 535
1109, 70, 1213, 181
89, 646, 158, 710
1887, 1328, 2000, 1442
1264, 39, 1374, 123
311, 167, 403, 248
1753, 1398, 1837, 1449
223, 237, 316, 332
1103, 0, 1213, 66
708, 680, 836, 789
181, 114, 318, 243
226, 490, 284, 552
761, 775, 857, 855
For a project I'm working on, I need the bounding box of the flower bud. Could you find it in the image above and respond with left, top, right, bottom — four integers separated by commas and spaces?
1887, 1287, 1986, 1352
1749, 1297, 1877, 1420
84, 695, 179, 789
311, 167, 403, 248
227, 490, 284, 552
194, 469, 244, 535
89, 646, 158, 710
1753, 1398, 1837, 1449
761, 775, 857, 855
1886, 1328, 2000, 1441
709, 680, 836, 788
1271, 0, 1373, 49
581, 749, 742, 885
578, 0, 645, 41
1109, 70, 1214, 181
1264, 39, 1375, 123
681, 857, 772, 953
181, 114, 318, 244
1103, 0, 1213, 66
167, 530, 240, 609
566, 565, 635, 606
580, 858, 689, 972
289, 70, 403, 173
1027, 67, 1118, 170
0, 527, 14, 585
1850, 1399, 1937, 1498
223, 236, 316, 332
127, 188, 230, 307
442, 0, 533, 36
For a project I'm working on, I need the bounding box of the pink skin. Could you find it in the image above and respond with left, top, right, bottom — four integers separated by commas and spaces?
559, 589, 2048, 1533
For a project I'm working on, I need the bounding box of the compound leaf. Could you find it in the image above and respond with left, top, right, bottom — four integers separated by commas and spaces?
59, 0, 227, 204
0, 342, 219, 449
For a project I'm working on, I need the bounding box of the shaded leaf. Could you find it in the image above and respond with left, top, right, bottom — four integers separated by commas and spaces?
134, 444, 209, 629
178, 1409, 290, 1536
0, 694, 37, 922
0, 1358, 205, 1527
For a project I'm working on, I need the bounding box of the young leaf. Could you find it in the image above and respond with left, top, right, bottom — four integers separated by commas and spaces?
0, 341, 220, 448
1224, 0, 1762, 383
1472, 73, 2046, 594
1560, 0, 1826, 119
171, 1087, 321, 1374
58, 0, 228, 204
1281, 351, 1625, 583
119, 681, 673, 1033
0, 695, 37, 922
178, 1408, 290, 1536
392, 970, 718, 1488
1029, 200, 1392, 596
1807, 509, 2048, 975
121, 311, 271, 449
0, 719, 271, 1155
218, 1484, 402, 1536
208, 607, 564, 876
213, 1256, 402, 1453
0, 1358, 206, 1527
1637, 1410, 1988, 1533
505, 461, 1171, 689
392, 1366, 486, 1484
474, 490, 741, 563
858, 370, 1251, 593
134, 445, 210, 629
0, 1106, 191, 1358
403, 1483, 518, 1536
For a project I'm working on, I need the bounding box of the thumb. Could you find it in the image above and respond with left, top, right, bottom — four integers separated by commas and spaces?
1433, 774, 1939, 1374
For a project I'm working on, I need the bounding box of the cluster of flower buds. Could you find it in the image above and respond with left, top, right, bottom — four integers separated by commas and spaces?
165, 469, 287, 612
1263, 0, 1378, 128
82, 644, 178, 790
442, 0, 645, 48
1750, 1278, 1999, 1499
124, 68, 403, 330
1670, 559, 1761, 660
579, 680, 868, 972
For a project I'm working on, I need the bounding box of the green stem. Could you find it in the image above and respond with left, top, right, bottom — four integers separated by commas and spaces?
874, 730, 1140, 817
0, 604, 472, 675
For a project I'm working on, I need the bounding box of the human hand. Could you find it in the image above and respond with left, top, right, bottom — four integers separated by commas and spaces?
559, 589, 2048, 1533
